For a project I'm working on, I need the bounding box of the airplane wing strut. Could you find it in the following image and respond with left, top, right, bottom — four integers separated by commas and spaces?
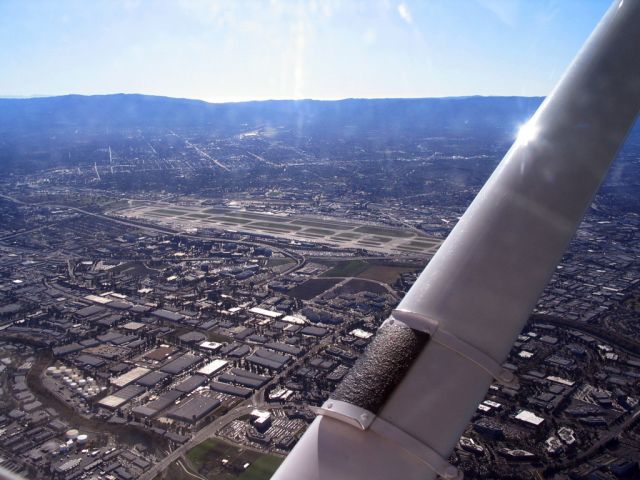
272, 1, 640, 479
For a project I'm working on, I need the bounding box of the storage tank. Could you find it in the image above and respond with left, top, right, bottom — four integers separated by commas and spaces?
65, 429, 79, 441
76, 434, 88, 445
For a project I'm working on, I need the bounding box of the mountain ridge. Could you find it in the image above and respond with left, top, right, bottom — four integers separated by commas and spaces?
0, 94, 545, 136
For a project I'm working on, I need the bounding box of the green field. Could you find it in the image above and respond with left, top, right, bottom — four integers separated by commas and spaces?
321, 259, 369, 277
267, 258, 296, 267
334, 278, 389, 295
397, 245, 425, 252
185, 438, 284, 480
407, 240, 439, 248
357, 264, 418, 284
315, 258, 422, 284
238, 456, 284, 480
287, 278, 342, 300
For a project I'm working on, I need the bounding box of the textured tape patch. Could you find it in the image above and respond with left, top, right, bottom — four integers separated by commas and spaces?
332, 321, 428, 414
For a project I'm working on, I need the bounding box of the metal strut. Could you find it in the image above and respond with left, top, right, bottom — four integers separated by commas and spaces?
273, 2, 640, 478
389, 309, 517, 387
314, 399, 462, 480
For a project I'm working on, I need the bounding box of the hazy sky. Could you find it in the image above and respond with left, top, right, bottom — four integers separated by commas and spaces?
0, 0, 612, 102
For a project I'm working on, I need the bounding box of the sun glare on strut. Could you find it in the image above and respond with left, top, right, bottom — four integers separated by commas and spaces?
516, 121, 539, 147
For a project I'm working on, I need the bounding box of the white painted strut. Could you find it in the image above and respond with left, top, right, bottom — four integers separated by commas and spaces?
273, 1, 640, 479
389, 309, 517, 387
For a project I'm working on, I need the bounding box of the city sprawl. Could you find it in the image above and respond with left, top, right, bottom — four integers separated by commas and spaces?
0, 96, 639, 479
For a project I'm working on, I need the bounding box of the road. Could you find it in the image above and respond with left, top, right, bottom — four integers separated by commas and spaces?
245, 150, 282, 168
367, 203, 426, 237
0, 193, 427, 285
549, 406, 640, 472
0, 191, 405, 479
139, 403, 272, 480
533, 314, 640, 357
0, 224, 52, 241
142, 305, 355, 480
320, 275, 400, 299
169, 131, 230, 172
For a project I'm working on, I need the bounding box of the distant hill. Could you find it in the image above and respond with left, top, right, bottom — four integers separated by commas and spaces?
0, 94, 544, 139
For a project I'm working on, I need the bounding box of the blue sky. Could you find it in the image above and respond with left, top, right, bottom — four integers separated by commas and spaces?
0, 0, 612, 102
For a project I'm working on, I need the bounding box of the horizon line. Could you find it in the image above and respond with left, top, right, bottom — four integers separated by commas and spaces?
0, 92, 547, 105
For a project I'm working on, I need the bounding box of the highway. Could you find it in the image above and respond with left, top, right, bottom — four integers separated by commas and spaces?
0, 191, 416, 480
169, 131, 230, 172
549, 406, 640, 472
